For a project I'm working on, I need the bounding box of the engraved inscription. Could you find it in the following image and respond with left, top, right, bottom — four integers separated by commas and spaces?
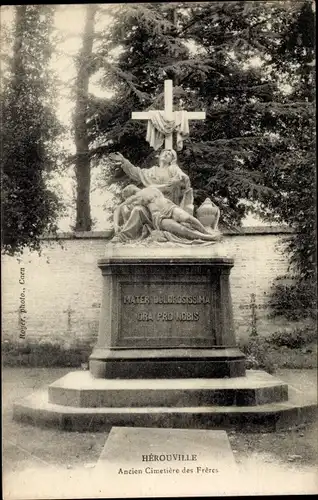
124, 295, 209, 305
124, 296, 150, 304
128, 295, 208, 322
137, 312, 154, 321
119, 282, 214, 345
137, 311, 200, 321
175, 311, 199, 321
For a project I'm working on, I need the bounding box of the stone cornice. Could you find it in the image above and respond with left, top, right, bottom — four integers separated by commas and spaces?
40, 226, 295, 240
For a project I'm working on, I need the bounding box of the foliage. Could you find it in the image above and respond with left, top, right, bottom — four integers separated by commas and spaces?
239, 321, 317, 372
1, 5, 64, 256
269, 276, 317, 320
267, 325, 317, 349
2, 339, 91, 367
86, 1, 313, 231
254, 1, 316, 317
239, 337, 276, 374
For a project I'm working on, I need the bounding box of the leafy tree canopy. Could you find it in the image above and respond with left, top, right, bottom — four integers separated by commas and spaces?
1, 5, 64, 255
86, 1, 314, 233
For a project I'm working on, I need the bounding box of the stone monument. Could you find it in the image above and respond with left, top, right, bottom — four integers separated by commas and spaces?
90, 79, 243, 379
13, 80, 317, 431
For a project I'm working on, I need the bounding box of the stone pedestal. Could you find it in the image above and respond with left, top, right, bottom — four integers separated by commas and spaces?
12, 246, 317, 432
89, 247, 246, 379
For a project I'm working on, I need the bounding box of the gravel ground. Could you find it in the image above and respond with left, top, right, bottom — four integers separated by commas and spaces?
2, 367, 317, 498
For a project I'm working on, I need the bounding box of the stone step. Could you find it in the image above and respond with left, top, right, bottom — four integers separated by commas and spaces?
13, 387, 317, 433
48, 370, 288, 408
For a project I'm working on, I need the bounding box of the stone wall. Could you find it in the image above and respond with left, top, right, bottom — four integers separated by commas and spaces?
2, 227, 308, 349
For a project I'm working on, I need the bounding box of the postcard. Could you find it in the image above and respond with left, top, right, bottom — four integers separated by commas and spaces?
2, 2, 317, 498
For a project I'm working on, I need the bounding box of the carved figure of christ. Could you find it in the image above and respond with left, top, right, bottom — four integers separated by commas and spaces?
131, 80, 206, 150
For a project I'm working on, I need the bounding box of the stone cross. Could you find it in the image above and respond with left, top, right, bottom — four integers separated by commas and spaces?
249, 293, 258, 337
239, 294, 258, 336
63, 305, 75, 332
131, 80, 206, 150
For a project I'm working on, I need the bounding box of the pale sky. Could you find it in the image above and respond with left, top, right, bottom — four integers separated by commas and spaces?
1, 4, 273, 231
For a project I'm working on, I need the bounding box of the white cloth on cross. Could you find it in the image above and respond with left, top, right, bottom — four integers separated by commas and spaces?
146, 110, 190, 151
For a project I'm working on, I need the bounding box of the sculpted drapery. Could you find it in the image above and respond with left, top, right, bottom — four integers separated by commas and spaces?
119, 154, 194, 212
109, 150, 220, 245
113, 185, 221, 245
145, 110, 190, 151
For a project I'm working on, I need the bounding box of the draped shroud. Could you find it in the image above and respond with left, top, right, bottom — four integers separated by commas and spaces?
146, 110, 190, 151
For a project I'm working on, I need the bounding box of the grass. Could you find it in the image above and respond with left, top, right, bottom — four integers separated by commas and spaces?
2, 340, 92, 368
2, 338, 317, 370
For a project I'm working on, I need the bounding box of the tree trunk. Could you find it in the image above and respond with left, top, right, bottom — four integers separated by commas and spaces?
74, 4, 97, 231
166, 6, 179, 84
